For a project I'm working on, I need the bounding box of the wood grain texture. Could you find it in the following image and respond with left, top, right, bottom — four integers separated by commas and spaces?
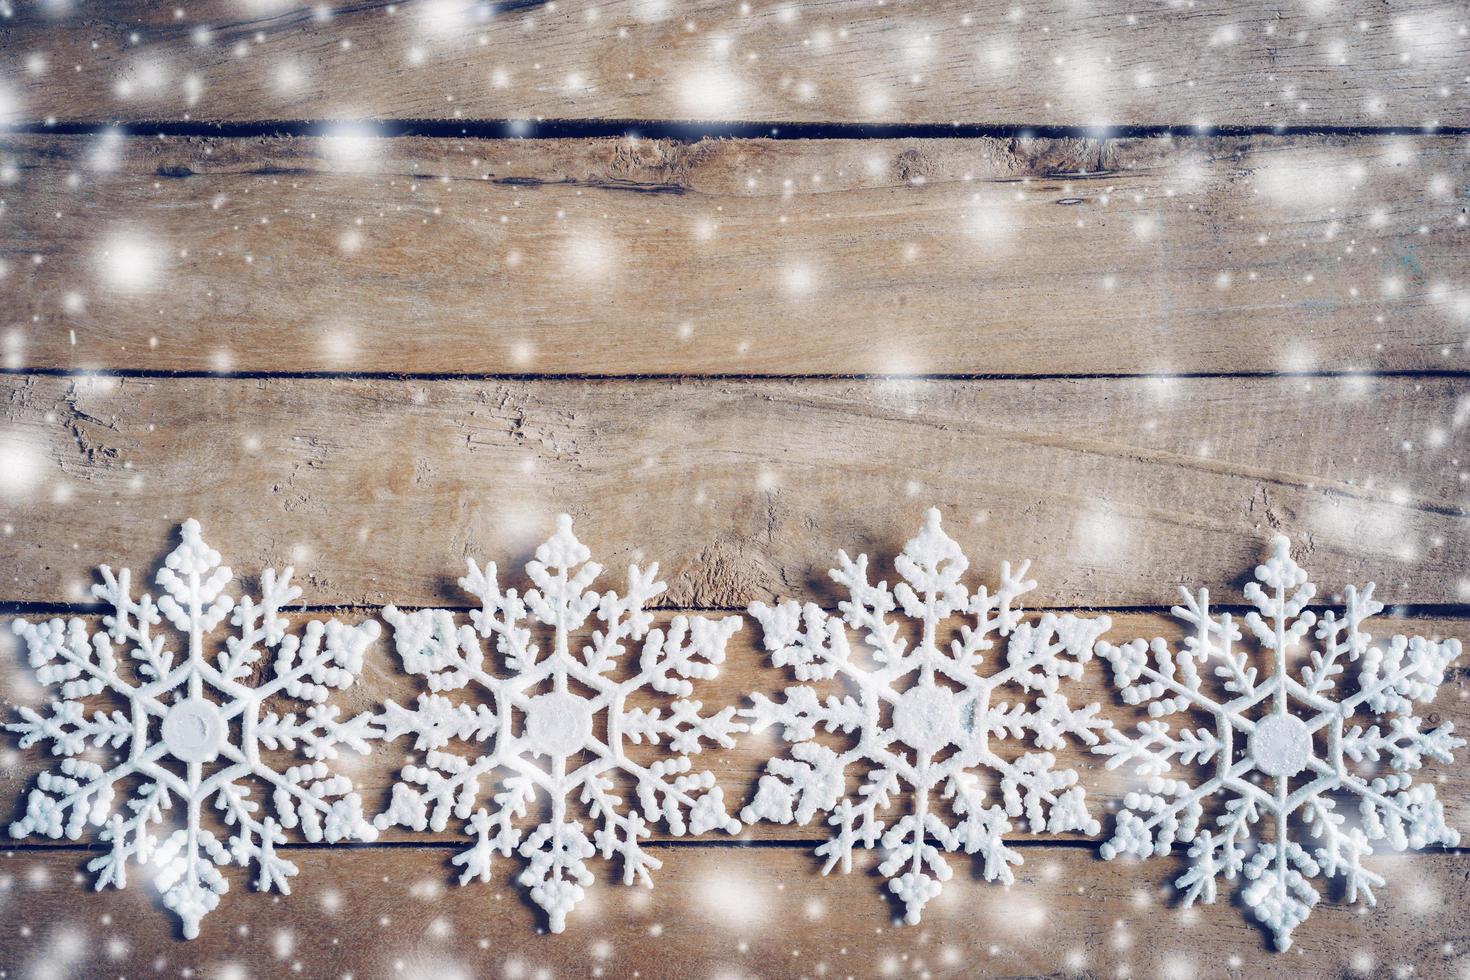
0, 845, 1465, 975
5, 132, 1469, 376
2, 611, 1466, 847
1, 0, 1467, 127
0, 375, 1465, 609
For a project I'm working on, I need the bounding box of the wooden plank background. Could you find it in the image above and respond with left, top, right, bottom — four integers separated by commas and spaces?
5, 133, 1468, 376
1, 1, 1468, 977
2, 0, 1467, 127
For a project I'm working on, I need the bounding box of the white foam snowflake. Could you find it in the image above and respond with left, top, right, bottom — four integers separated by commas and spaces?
7, 520, 382, 939
373, 514, 744, 933
1094, 535, 1464, 950
742, 508, 1112, 923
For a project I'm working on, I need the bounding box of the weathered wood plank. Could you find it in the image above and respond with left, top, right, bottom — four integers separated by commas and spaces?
2, 612, 1465, 846
0, 844, 1464, 974
4, 133, 1468, 375
0, 374, 1464, 607
1, 0, 1467, 127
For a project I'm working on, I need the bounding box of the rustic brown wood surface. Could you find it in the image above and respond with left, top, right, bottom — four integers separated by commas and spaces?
0, 374, 1464, 608
4, 132, 1468, 375
1, 845, 1466, 977
2, 1, 1469, 975
2, 0, 1467, 127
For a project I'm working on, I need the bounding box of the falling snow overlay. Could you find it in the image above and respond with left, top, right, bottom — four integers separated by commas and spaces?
374, 513, 744, 933
1094, 535, 1464, 951
7, 520, 382, 939
742, 508, 1111, 924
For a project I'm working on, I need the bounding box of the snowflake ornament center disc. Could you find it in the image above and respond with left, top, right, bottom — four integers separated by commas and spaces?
160, 697, 227, 764
890, 685, 963, 755
523, 690, 596, 758
1247, 712, 1313, 779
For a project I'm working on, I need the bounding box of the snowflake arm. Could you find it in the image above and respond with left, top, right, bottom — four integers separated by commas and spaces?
218, 566, 299, 685
941, 770, 1018, 884
583, 563, 663, 677
744, 685, 865, 743
747, 599, 856, 682
93, 565, 173, 684
583, 772, 661, 887
88, 779, 170, 892
451, 776, 533, 885
741, 740, 850, 827
1093, 718, 1224, 776
819, 767, 899, 876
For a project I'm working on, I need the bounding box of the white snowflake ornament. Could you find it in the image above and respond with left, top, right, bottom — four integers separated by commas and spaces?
374, 514, 744, 933
742, 508, 1111, 924
7, 520, 382, 939
1094, 535, 1464, 951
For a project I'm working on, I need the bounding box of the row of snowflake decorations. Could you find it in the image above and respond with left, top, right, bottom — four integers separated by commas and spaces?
5, 511, 1462, 948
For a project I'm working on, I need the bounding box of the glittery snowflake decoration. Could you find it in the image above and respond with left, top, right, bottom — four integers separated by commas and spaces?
1094, 535, 1464, 951
7, 520, 382, 939
742, 508, 1111, 924
374, 513, 744, 933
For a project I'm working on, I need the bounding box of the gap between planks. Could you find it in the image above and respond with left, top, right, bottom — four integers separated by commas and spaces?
0, 839, 1116, 853
4, 369, 1470, 381
9, 120, 1470, 140
1, 837, 1465, 854
6, 602, 1470, 618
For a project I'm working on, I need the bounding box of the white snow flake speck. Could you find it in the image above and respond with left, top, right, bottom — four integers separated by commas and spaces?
741, 508, 1111, 924
7, 520, 382, 939
1094, 535, 1464, 950
373, 514, 744, 933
